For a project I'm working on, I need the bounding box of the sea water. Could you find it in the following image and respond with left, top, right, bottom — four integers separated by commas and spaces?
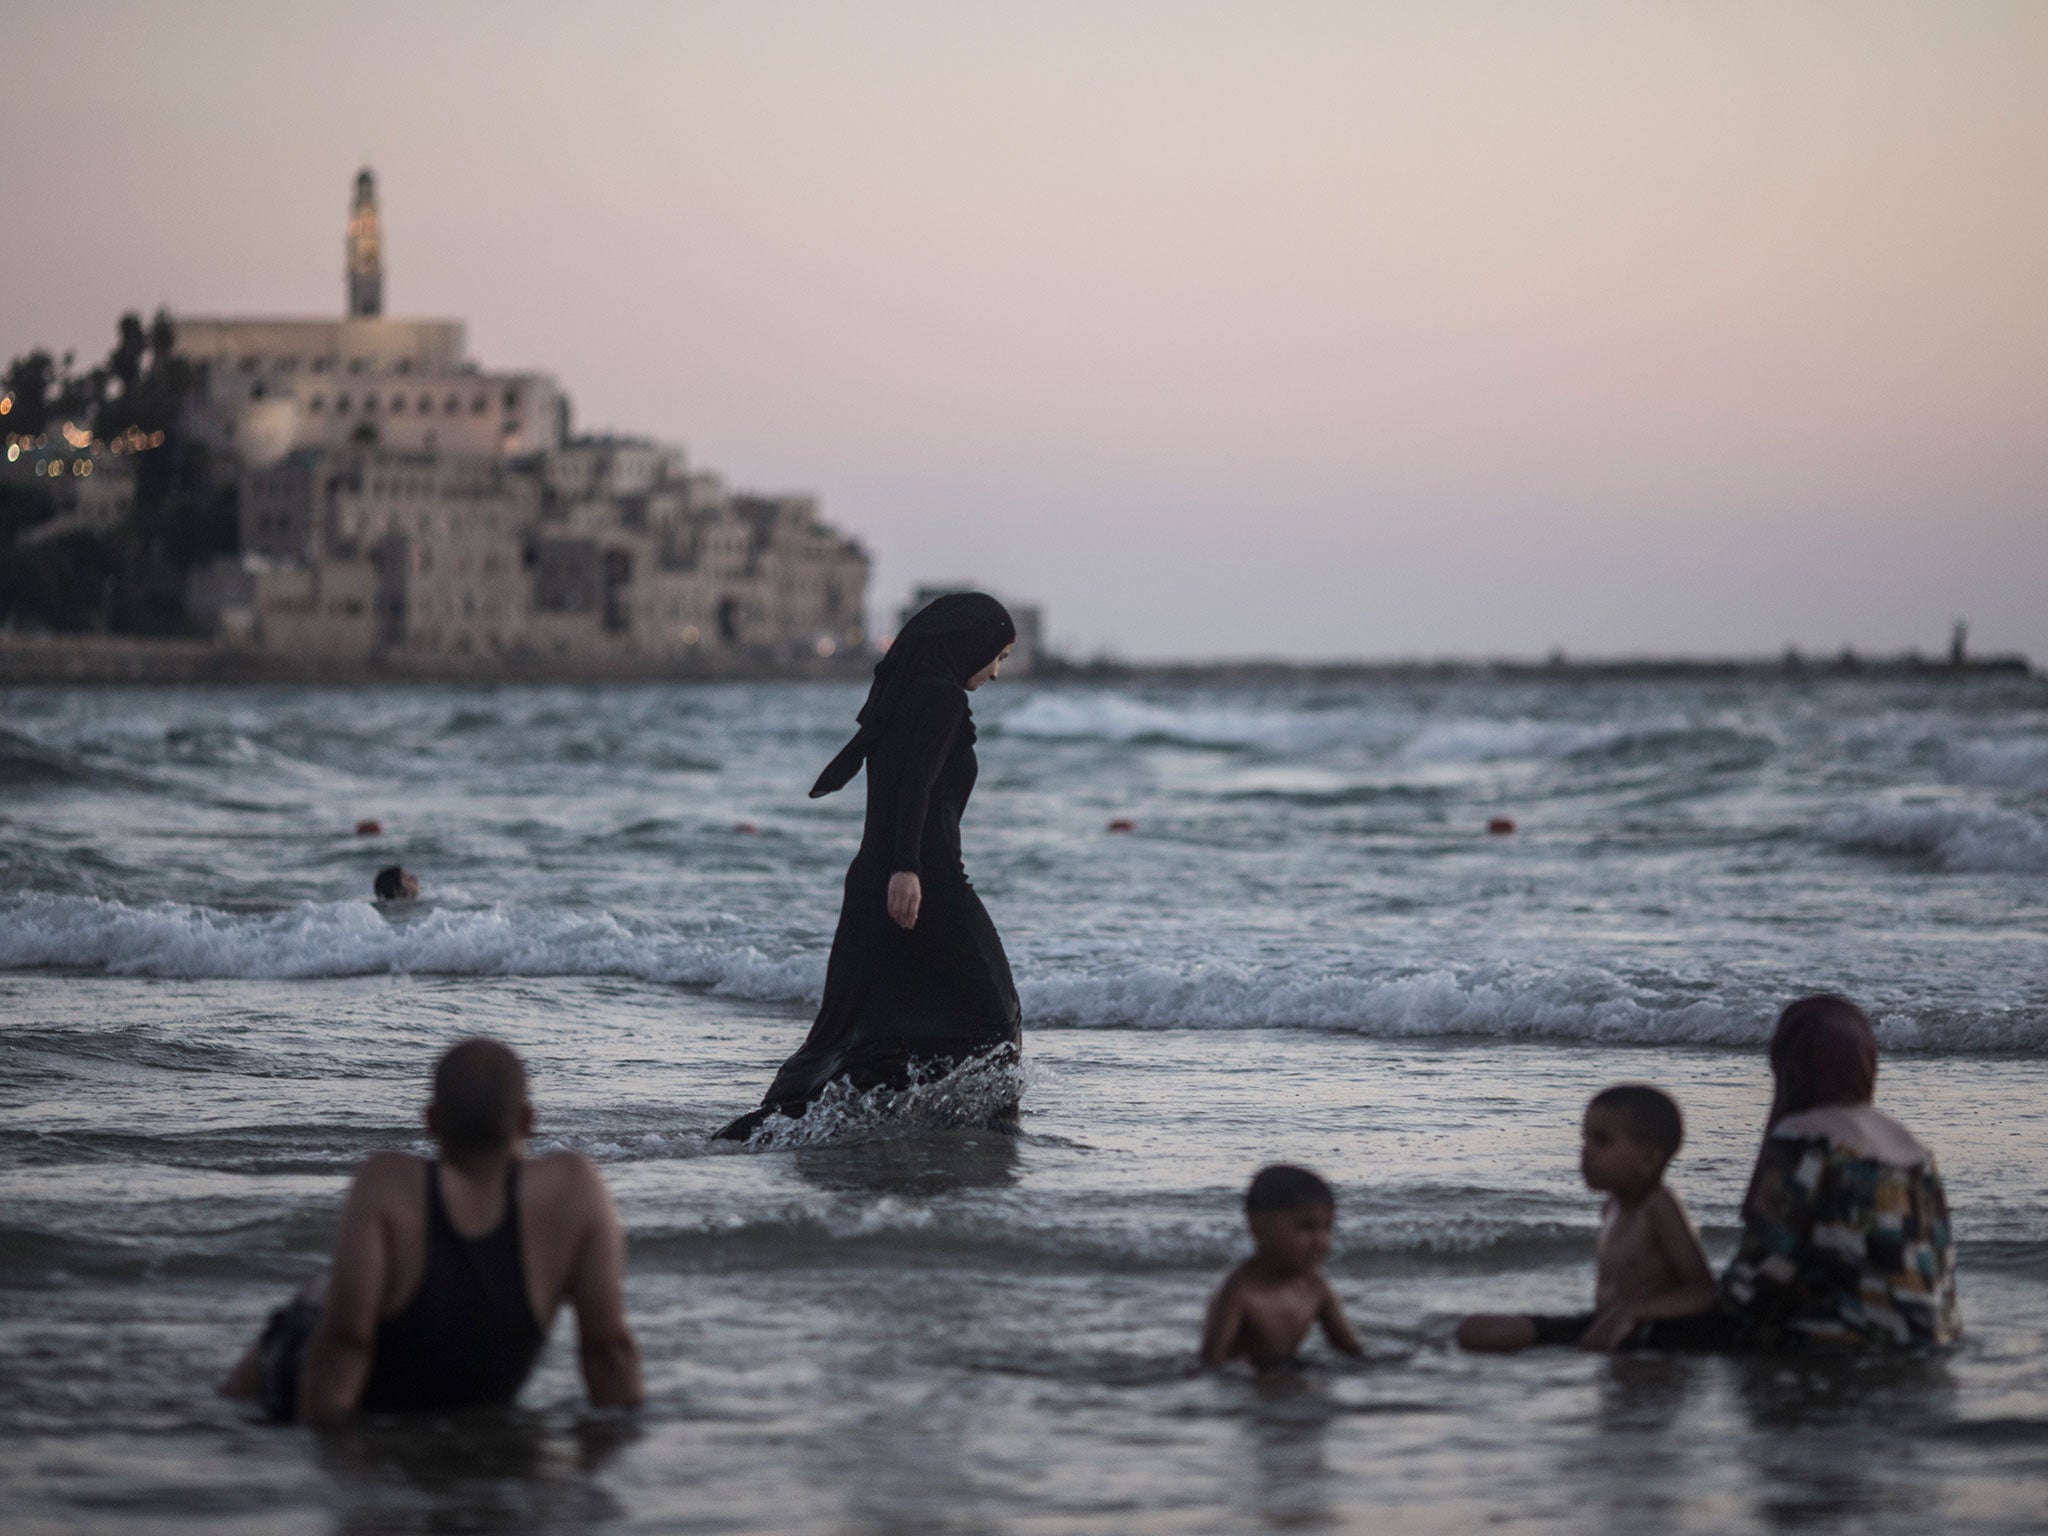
1, 673, 2045, 1534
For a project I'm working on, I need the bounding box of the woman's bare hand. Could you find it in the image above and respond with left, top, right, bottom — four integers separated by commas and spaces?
887, 871, 922, 930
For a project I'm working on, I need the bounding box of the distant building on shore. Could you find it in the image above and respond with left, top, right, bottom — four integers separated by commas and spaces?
897, 584, 1042, 675
181, 168, 868, 664
1, 423, 143, 549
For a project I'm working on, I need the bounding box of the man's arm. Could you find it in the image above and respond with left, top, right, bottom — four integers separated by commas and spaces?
565, 1158, 643, 1409
1316, 1278, 1365, 1356
298, 1155, 403, 1424
1198, 1272, 1247, 1369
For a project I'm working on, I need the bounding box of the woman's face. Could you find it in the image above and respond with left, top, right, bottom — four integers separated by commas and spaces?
966, 643, 1014, 691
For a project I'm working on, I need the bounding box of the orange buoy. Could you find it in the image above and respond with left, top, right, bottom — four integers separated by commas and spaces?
734, 820, 759, 835
1487, 816, 1516, 835
1107, 817, 1136, 834
355, 819, 383, 836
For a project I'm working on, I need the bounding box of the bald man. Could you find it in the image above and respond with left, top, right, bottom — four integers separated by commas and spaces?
225, 1038, 641, 1423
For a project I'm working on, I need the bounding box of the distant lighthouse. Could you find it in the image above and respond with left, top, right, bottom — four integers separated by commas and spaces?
346, 168, 383, 318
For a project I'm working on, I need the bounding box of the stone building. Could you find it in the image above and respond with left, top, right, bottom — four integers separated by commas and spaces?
183, 168, 867, 666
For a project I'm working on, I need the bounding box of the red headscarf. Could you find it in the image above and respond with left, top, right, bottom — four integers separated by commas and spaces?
1741, 994, 1881, 1222
1766, 994, 1878, 1129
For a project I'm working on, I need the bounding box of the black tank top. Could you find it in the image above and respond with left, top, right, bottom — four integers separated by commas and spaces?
358, 1160, 547, 1412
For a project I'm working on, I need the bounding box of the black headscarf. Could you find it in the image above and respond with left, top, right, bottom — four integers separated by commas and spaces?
810, 592, 1016, 798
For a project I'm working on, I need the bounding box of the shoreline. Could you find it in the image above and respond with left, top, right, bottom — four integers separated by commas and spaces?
0, 633, 2032, 686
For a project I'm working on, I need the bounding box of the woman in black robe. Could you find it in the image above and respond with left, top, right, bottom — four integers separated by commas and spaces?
715, 593, 1022, 1141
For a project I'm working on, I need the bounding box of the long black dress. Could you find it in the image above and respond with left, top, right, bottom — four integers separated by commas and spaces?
716, 672, 1022, 1139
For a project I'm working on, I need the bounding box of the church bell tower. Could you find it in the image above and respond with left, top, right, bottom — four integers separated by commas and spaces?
346, 168, 383, 318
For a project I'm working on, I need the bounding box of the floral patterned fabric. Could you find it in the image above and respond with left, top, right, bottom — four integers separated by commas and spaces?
1720, 1133, 1960, 1350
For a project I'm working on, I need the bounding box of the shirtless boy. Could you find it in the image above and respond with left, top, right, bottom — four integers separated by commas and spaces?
1459, 1083, 1716, 1353
1200, 1165, 1365, 1371
223, 1037, 642, 1422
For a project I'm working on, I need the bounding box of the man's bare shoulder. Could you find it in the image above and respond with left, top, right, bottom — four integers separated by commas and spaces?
522, 1148, 611, 1204
351, 1149, 427, 1199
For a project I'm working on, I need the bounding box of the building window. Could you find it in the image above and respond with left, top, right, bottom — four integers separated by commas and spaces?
472, 395, 488, 413
308, 395, 324, 412
365, 394, 378, 412
349, 358, 366, 374
503, 388, 519, 409
336, 394, 351, 411
418, 395, 433, 414
240, 356, 260, 372
391, 395, 405, 414
396, 358, 412, 374
444, 395, 460, 413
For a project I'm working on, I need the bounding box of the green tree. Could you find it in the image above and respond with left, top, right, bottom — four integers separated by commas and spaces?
3, 350, 57, 436
3, 309, 219, 636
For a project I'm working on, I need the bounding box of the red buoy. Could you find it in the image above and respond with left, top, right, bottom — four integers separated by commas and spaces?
1487, 816, 1516, 835
355, 819, 383, 836
734, 820, 759, 835
1107, 817, 1136, 834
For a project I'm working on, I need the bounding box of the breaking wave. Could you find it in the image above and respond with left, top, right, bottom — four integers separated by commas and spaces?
1821, 802, 2048, 874
5, 895, 2039, 1050
995, 692, 1746, 764
0, 728, 159, 793
995, 693, 1397, 752
0, 893, 828, 997
1952, 738, 2048, 796
626, 1197, 1602, 1275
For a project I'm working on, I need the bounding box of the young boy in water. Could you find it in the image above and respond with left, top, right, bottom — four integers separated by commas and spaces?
1458, 1084, 1716, 1353
1200, 1164, 1365, 1371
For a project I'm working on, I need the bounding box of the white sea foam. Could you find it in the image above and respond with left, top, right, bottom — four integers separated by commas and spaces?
1821, 802, 2048, 874
0, 894, 829, 998
1025, 960, 2048, 1050
1952, 738, 2048, 795
627, 1196, 1593, 1272
733, 1052, 1029, 1149
1392, 717, 1643, 763
996, 693, 1392, 752
1020, 961, 1758, 1044
996, 691, 1698, 763
4, 896, 2038, 1049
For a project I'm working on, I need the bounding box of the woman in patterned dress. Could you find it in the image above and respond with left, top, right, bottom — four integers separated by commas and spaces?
1642, 994, 1959, 1351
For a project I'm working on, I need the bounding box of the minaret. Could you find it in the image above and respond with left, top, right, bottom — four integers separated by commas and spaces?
346, 168, 383, 318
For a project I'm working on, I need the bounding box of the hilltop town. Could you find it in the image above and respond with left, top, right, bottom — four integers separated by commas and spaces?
1, 170, 870, 680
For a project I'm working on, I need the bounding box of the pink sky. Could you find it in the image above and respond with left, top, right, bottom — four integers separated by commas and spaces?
5, 1, 2044, 659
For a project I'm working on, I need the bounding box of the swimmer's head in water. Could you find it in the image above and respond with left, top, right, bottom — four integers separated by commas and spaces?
1245, 1163, 1335, 1214
428, 1037, 530, 1157
374, 865, 419, 901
